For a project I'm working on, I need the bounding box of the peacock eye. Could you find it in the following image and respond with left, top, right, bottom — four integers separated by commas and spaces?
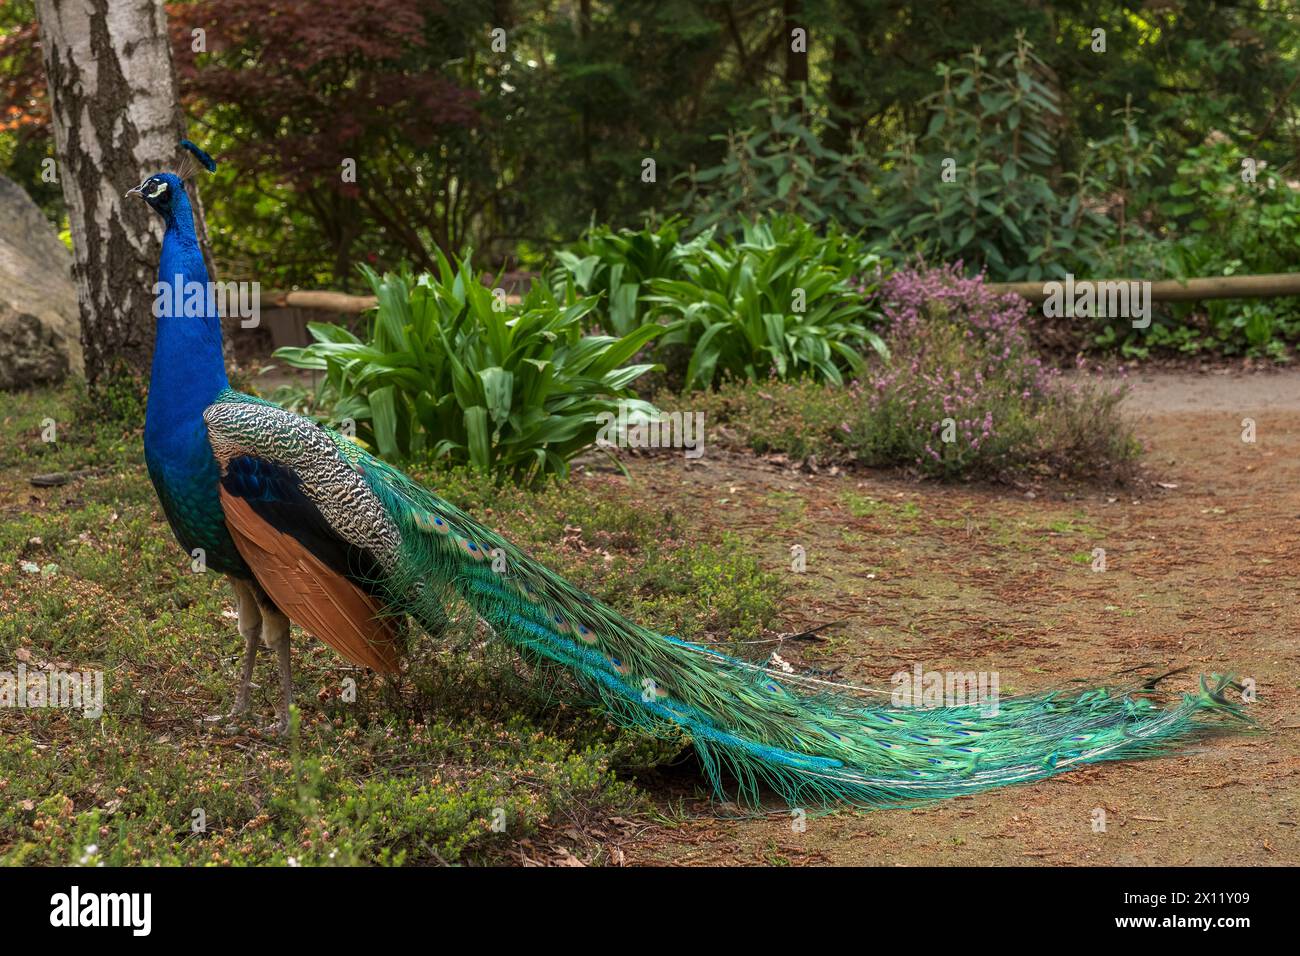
146, 180, 168, 199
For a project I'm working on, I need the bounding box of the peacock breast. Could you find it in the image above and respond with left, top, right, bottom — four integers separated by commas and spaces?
145, 424, 248, 577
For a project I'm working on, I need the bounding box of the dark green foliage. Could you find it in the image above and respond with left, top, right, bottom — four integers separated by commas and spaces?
6, 1, 1300, 294
1094, 136, 1300, 358
677, 35, 1153, 283
675, 94, 876, 234
871, 33, 1118, 281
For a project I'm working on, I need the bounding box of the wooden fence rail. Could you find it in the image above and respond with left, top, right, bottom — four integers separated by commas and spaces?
266, 290, 377, 312
267, 272, 1300, 314
265, 289, 524, 313
984, 272, 1300, 303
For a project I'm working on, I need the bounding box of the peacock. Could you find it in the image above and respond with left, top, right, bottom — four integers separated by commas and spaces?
130, 142, 1250, 808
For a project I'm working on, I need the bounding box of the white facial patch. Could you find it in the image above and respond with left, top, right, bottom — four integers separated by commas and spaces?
146, 180, 168, 199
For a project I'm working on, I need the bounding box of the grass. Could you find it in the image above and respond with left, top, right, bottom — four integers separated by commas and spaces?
841, 491, 922, 523
0, 380, 788, 866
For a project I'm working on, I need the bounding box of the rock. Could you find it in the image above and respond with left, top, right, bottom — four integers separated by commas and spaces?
0, 307, 70, 389
0, 173, 82, 388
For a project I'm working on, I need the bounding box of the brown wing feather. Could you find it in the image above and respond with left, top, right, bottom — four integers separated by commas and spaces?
219, 487, 402, 673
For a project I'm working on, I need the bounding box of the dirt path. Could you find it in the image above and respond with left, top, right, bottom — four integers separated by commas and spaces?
617, 369, 1300, 865
1123, 366, 1300, 414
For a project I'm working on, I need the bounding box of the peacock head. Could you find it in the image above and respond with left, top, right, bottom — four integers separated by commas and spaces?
125, 172, 184, 218
125, 140, 217, 220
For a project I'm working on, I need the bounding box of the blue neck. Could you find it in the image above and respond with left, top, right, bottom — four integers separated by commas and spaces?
144, 188, 229, 457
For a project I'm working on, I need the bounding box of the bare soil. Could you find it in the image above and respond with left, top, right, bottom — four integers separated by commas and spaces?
617, 369, 1300, 865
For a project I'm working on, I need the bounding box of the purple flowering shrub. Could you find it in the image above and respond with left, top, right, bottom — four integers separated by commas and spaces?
684, 264, 1140, 481
858, 264, 1138, 478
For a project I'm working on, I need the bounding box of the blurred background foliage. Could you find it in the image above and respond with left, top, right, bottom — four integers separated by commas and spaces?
3, 0, 1298, 291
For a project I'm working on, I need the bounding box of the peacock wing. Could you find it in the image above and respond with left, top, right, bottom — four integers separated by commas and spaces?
204, 394, 405, 674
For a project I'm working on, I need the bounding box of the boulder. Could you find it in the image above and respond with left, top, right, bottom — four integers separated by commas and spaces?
0, 173, 82, 388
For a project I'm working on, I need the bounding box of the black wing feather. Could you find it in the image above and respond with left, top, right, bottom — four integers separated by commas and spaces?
219, 455, 386, 591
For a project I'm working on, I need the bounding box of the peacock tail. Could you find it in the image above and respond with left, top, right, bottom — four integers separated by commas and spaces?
202, 389, 1252, 809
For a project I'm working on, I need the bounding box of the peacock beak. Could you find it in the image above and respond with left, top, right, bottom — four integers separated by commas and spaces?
125, 183, 146, 200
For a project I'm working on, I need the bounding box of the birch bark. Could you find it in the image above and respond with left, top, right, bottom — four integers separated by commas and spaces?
35, 0, 205, 381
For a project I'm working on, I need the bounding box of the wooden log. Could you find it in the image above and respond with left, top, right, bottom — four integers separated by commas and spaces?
985, 272, 1300, 303
264, 290, 379, 312
272, 272, 1300, 314
265, 289, 523, 313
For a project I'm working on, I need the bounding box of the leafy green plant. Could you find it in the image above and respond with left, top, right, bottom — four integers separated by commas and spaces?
274, 250, 663, 484
643, 216, 887, 390
546, 216, 708, 337
872, 32, 1121, 282
1105, 135, 1300, 358
675, 94, 877, 235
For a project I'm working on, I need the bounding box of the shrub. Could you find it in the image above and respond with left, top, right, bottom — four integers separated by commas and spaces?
856, 264, 1139, 479
674, 93, 876, 235
680, 35, 1137, 283
1095, 135, 1300, 359
872, 32, 1123, 282
689, 265, 1141, 482
645, 216, 887, 390
274, 250, 663, 485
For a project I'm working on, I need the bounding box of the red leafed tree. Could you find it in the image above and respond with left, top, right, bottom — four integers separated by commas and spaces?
0, 10, 63, 216
7, 1, 488, 286
0, 15, 44, 130
168, 0, 483, 278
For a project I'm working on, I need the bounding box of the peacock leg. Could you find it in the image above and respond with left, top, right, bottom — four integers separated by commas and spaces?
228, 577, 262, 718
261, 605, 294, 735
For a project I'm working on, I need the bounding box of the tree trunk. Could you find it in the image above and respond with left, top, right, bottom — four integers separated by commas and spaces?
35, 0, 205, 383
